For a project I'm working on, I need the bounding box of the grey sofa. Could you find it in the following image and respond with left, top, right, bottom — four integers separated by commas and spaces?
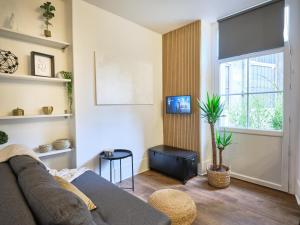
0, 155, 170, 225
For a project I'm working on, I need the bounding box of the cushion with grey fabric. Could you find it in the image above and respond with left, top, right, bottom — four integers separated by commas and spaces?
72, 171, 171, 225
9, 156, 96, 225
0, 162, 37, 225
9, 154, 46, 174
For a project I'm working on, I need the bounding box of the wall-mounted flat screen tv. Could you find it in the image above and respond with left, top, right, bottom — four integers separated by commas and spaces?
166, 95, 191, 114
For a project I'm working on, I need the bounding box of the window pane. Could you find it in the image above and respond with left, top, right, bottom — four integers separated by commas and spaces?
248, 93, 283, 130
219, 52, 283, 131
220, 95, 247, 128
220, 59, 247, 95
249, 52, 284, 93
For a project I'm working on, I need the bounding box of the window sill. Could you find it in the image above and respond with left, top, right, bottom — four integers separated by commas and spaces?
218, 127, 283, 137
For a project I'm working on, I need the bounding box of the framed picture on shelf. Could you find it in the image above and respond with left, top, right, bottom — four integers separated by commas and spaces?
31, 51, 55, 77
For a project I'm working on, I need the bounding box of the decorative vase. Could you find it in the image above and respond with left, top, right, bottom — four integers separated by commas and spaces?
42, 106, 53, 115
38, 144, 52, 153
12, 107, 24, 116
53, 139, 71, 150
103, 150, 113, 157
207, 165, 230, 188
44, 29, 51, 37
6, 13, 16, 30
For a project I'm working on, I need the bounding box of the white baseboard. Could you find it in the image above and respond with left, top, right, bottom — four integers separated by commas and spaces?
197, 163, 202, 175
295, 179, 300, 205
199, 160, 211, 175
295, 195, 300, 205
231, 172, 283, 191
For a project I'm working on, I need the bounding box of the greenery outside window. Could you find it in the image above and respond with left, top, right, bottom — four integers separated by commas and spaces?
219, 51, 284, 131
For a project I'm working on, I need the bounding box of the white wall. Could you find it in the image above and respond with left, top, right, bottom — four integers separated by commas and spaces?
0, 0, 73, 170
199, 21, 214, 174
224, 133, 284, 190
72, 0, 163, 181
286, 0, 300, 199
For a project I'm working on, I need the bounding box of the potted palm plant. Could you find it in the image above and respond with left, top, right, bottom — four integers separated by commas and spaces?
198, 93, 233, 188
216, 131, 232, 171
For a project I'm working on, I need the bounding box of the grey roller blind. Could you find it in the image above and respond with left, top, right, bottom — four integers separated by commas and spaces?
218, 0, 285, 59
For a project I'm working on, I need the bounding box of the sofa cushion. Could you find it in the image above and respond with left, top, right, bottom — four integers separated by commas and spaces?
54, 175, 97, 211
9, 156, 96, 225
72, 171, 171, 225
0, 162, 37, 225
9, 154, 46, 174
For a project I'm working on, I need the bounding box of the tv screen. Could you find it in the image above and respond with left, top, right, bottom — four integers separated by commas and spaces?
166, 95, 191, 114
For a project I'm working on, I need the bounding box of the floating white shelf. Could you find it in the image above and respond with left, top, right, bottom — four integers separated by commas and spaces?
0, 73, 71, 83
37, 148, 72, 158
0, 114, 72, 120
0, 27, 70, 49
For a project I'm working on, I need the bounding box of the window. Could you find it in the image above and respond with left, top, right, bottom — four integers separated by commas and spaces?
219, 51, 284, 131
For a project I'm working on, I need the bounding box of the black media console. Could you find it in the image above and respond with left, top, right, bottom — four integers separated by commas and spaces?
148, 145, 198, 184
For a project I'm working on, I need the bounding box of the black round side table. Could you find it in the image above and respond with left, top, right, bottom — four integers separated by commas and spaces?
99, 149, 134, 191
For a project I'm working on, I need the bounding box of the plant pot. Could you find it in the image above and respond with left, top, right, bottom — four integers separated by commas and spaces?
53, 139, 71, 150
207, 165, 230, 188
38, 144, 52, 153
42, 106, 53, 115
12, 107, 24, 116
44, 29, 51, 37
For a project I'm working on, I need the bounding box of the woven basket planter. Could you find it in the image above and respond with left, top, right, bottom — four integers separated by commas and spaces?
207, 166, 230, 188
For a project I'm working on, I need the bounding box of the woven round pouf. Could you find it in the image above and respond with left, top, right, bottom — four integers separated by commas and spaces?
148, 189, 197, 225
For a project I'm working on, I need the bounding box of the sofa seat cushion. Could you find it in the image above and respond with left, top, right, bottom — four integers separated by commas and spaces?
72, 171, 171, 225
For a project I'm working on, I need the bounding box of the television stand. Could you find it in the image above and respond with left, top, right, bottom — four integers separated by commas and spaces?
148, 145, 198, 184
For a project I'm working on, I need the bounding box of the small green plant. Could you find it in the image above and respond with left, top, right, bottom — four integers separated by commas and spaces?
40, 2, 55, 37
271, 96, 283, 130
227, 99, 247, 128
271, 107, 283, 130
60, 71, 73, 113
198, 93, 224, 171
226, 94, 283, 130
0, 131, 8, 145
216, 130, 233, 169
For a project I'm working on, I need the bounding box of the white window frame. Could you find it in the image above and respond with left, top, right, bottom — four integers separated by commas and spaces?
215, 47, 285, 137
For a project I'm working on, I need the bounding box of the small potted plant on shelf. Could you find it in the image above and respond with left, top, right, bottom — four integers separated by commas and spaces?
198, 93, 233, 188
0, 131, 8, 145
59, 71, 73, 113
40, 1, 56, 37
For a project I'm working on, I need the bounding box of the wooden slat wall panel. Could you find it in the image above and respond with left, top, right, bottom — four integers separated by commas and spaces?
163, 21, 200, 153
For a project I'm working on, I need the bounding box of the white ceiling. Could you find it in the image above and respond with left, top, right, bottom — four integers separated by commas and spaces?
84, 0, 268, 34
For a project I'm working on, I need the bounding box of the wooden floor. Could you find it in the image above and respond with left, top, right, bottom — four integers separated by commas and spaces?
122, 170, 300, 225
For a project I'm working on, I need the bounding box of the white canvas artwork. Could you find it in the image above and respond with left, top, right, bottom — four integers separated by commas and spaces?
95, 52, 154, 105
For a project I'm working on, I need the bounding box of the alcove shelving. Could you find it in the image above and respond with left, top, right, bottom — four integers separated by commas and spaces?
0, 24, 73, 163
0, 72, 71, 83
0, 27, 70, 50
36, 148, 72, 158
0, 114, 72, 120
